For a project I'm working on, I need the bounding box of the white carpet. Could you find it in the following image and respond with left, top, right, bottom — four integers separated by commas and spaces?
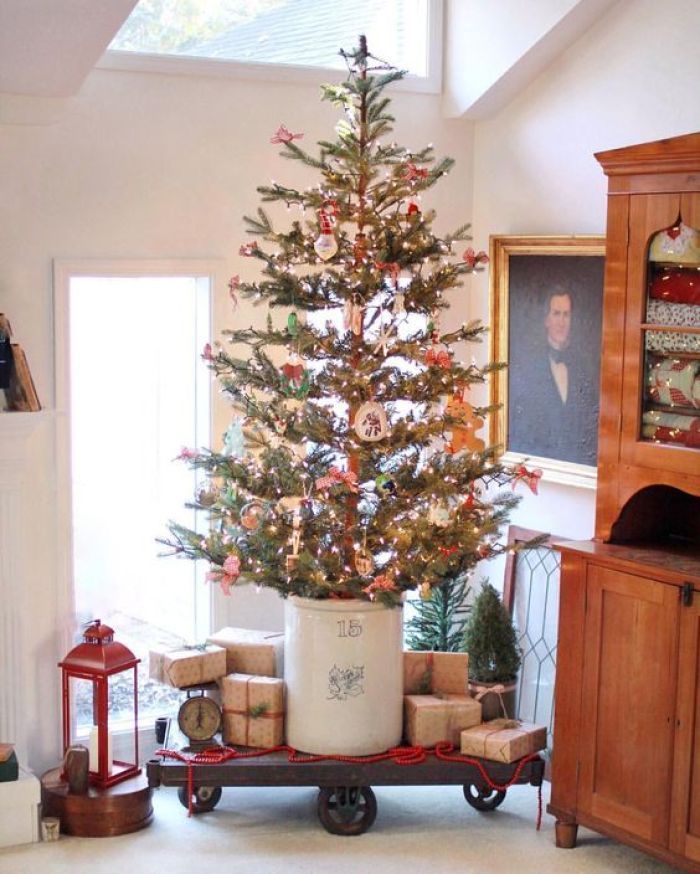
0, 782, 678, 874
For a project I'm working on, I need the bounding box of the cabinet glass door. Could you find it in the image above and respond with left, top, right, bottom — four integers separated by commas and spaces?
642, 221, 700, 449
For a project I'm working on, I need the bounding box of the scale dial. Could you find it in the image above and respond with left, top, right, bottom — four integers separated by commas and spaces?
177, 695, 222, 743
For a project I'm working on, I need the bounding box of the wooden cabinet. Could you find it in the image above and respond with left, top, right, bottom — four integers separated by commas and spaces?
594, 134, 700, 541
549, 542, 700, 871
549, 133, 700, 872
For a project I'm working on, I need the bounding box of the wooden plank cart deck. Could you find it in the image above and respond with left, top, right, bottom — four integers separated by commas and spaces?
146, 723, 545, 835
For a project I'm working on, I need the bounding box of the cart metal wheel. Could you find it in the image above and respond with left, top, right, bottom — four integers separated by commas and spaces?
177, 785, 223, 813
463, 783, 507, 811
317, 786, 377, 835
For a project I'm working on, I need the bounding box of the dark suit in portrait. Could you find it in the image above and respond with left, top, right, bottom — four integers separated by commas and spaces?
507, 276, 602, 467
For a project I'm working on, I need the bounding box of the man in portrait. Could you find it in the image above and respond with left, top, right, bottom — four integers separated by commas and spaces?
508, 283, 599, 466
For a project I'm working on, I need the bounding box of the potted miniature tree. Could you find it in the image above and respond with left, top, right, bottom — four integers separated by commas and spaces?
463, 583, 521, 720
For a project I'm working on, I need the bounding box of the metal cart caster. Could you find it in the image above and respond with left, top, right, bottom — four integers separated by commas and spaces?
463, 782, 506, 811
317, 785, 377, 835
177, 785, 223, 813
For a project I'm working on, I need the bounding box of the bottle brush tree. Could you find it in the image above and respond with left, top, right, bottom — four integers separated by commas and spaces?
404, 573, 471, 652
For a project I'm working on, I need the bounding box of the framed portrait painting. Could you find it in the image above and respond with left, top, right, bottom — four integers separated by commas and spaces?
489, 236, 606, 488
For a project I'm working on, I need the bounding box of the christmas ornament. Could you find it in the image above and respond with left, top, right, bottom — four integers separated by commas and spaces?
355, 550, 374, 576
393, 290, 405, 316
240, 500, 267, 530
425, 340, 451, 369
376, 260, 400, 289
287, 311, 299, 336
344, 295, 363, 335
277, 495, 304, 514
353, 232, 368, 264
375, 473, 396, 495
510, 465, 543, 495
445, 387, 485, 454
280, 351, 311, 399
270, 124, 304, 145
419, 582, 432, 600
462, 247, 489, 268
207, 553, 241, 595
315, 466, 359, 493
362, 573, 398, 600
197, 486, 218, 507
428, 501, 450, 528
403, 162, 428, 182
314, 201, 338, 261
354, 400, 389, 442
404, 199, 421, 222
239, 242, 259, 257
289, 508, 302, 560
222, 418, 245, 457
228, 275, 240, 308
202, 343, 214, 361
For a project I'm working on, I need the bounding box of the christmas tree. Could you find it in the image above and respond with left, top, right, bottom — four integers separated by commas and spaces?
404, 572, 472, 652
161, 38, 538, 608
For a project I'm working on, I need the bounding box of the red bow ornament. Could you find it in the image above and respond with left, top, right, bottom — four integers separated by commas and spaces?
403, 163, 428, 182
375, 261, 400, 286
362, 573, 398, 600
425, 343, 451, 369
270, 124, 304, 145
511, 465, 543, 495
315, 466, 359, 493
207, 554, 241, 596
462, 247, 489, 268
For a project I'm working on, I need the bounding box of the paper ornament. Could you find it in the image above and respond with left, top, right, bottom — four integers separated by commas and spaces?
354, 401, 389, 442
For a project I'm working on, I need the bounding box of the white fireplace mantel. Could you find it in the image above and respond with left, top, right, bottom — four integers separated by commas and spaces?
0, 410, 58, 768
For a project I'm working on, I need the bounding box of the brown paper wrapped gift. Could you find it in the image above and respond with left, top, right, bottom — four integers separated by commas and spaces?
403, 651, 469, 695
404, 694, 481, 746
220, 672, 285, 748
149, 644, 227, 689
207, 627, 284, 677
459, 719, 547, 763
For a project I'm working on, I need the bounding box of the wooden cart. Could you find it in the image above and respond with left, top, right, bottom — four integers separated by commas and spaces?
146, 721, 545, 835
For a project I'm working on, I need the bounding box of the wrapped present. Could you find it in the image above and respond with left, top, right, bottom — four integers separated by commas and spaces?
148, 644, 227, 689
403, 650, 469, 695
459, 719, 547, 763
220, 672, 285, 748
404, 693, 481, 746
207, 627, 284, 677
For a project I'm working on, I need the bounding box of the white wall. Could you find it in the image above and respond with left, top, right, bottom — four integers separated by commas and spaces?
469, 0, 700, 546
5, 0, 700, 773
0, 65, 473, 773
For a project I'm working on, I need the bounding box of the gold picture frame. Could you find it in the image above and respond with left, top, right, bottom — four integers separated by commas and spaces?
489, 235, 606, 489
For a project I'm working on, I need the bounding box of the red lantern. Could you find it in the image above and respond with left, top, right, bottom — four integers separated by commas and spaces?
58, 620, 140, 789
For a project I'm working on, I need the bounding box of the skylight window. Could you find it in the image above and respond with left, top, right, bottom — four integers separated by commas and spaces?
109, 0, 432, 78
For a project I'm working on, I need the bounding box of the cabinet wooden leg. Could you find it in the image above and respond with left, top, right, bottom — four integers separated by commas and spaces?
555, 821, 579, 849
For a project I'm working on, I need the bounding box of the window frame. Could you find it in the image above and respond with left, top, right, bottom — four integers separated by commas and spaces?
53, 259, 228, 655
97, 0, 443, 94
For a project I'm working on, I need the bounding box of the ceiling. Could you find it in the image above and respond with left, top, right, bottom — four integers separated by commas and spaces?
0, 0, 617, 119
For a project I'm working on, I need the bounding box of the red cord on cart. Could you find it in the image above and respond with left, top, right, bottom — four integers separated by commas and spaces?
156, 742, 543, 827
